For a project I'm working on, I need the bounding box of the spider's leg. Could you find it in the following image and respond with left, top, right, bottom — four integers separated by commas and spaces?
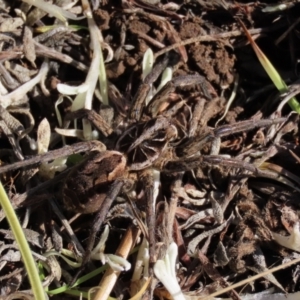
130, 54, 170, 122
129, 83, 151, 122
201, 155, 258, 173
148, 74, 212, 118
209, 117, 287, 155
179, 117, 287, 156
70, 179, 125, 286
0, 140, 106, 174
188, 96, 206, 138
162, 154, 258, 174
64, 109, 113, 137
213, 117, 287, 139
127, 117, 170, 153
140, 169, 159, 273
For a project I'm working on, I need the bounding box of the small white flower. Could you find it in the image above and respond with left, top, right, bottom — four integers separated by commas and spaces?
154, 242, 185, 300
57, 83, 89, 95
272, 222, 300, 252
91, 225, 131, 272
105, 254, 131, 272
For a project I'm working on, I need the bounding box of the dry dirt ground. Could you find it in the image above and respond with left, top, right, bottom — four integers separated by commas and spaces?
1, 0, 300, 299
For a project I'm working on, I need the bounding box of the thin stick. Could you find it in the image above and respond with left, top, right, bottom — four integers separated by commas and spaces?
200, 255, 300, 299
154, 23, 286, 59
0, 140, 105, 174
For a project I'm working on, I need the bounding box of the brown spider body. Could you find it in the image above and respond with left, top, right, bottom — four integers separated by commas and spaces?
63, 150, 126, 214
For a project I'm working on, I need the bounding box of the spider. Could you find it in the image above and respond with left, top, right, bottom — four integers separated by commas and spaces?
0, 54, 287, 285
62, 50, 288, 282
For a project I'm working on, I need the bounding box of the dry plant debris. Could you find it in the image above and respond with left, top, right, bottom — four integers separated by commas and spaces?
1, 0, 300, 299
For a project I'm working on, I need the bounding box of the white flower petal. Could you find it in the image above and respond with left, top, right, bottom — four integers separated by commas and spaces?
37, 118, 51, 154
157, 67, 173, 92
167, 242, 178, 279
55, 128, 84, 139
154, 243, 185, 300
142, 48, 154, 81
106, 254, 131, 272
57, 83, 88, 95
272, 223, 300, 252
91, 225, 109, 257
154, 260, 185, 300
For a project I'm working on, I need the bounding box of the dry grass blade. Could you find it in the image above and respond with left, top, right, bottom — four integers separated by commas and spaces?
200, 256, 300, 300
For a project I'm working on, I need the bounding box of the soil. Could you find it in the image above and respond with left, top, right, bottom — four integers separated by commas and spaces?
1, 0, 300, 299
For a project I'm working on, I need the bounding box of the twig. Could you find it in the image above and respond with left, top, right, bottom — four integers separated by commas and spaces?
154, 23, 287, 59
200, 256, 300, 299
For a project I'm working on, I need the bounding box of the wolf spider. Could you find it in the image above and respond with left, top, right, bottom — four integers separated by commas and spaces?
0, 55, 287, 284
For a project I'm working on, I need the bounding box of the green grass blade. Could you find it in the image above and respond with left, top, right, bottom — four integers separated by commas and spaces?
239, 20, 300, 113
0, 181, 46, 299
